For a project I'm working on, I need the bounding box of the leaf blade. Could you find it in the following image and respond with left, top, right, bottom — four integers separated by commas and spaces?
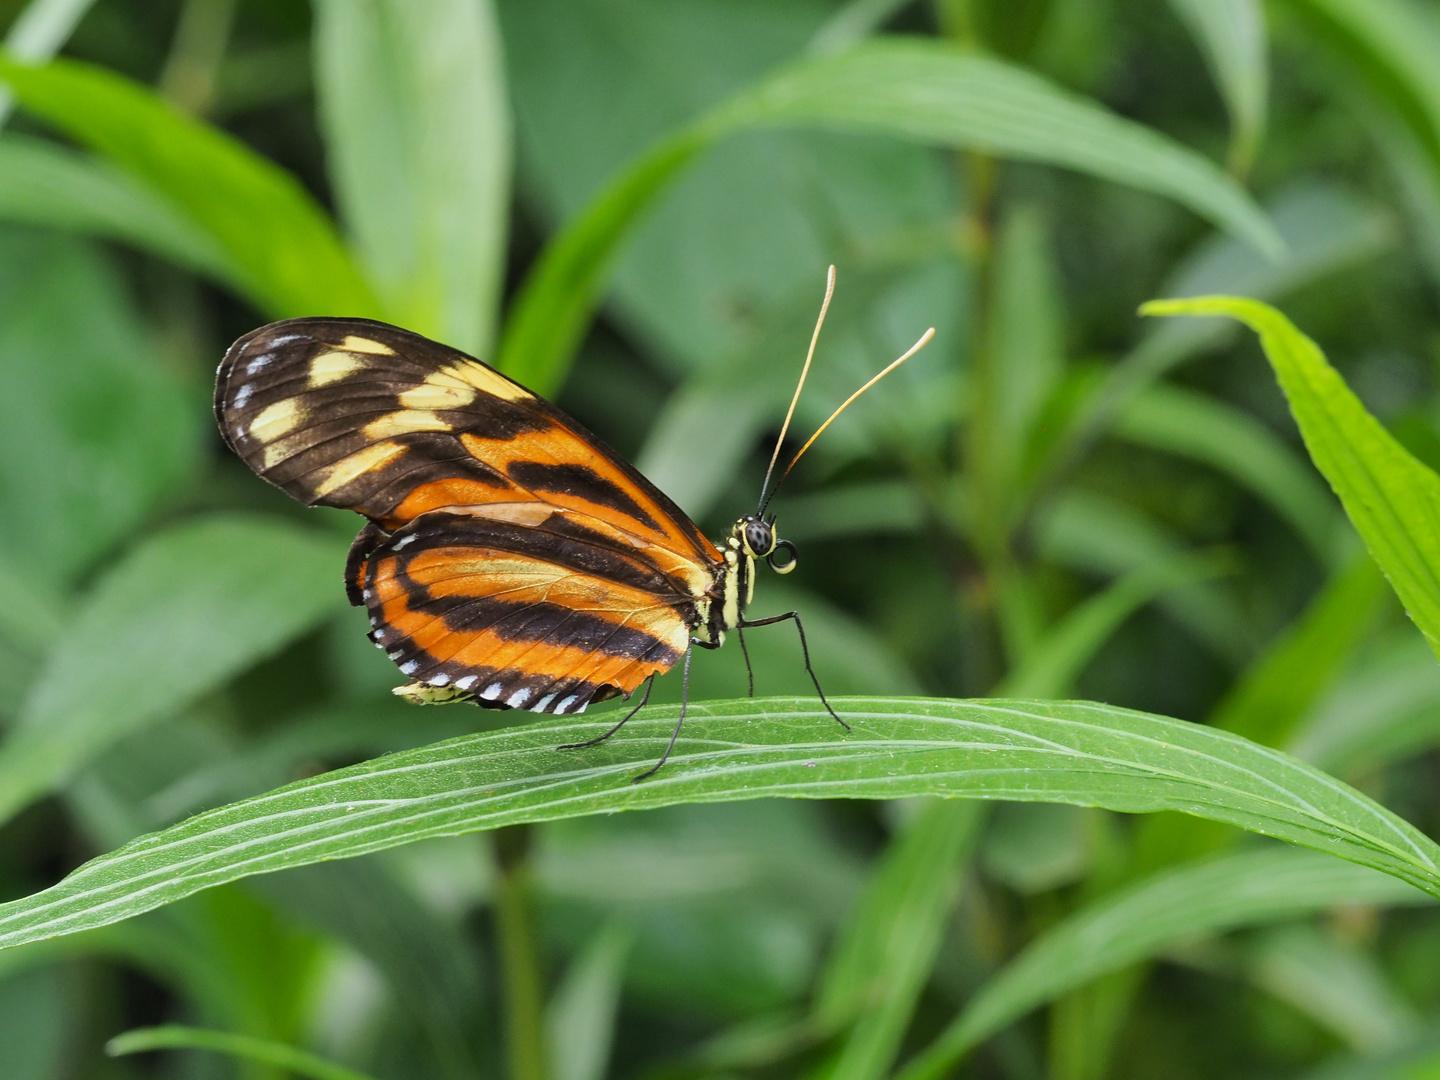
0, 696, 1436, 953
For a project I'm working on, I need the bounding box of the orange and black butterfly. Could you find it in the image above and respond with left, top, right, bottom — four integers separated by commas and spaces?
214, 268, 932, 778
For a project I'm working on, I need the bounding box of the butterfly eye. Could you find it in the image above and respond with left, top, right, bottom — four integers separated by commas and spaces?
744, 520, 774, 557
767, 540, 798, 575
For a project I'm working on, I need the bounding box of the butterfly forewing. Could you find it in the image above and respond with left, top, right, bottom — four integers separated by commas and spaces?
215, 317, 723, 713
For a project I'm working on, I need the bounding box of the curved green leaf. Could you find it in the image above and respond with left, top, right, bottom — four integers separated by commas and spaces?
1116, 384, 1342, 564
0, 515, 348, 826
1142, 296, 1440, 662
314, 0, 510, 355
0, 55, 379, 319
896, 848, 1434, 1080
0, 134, 239, 283
108, 1025, 378, 1080
498, 38, 1280, 393
1167, 0, 1268, 174
0, 697, 1436, 953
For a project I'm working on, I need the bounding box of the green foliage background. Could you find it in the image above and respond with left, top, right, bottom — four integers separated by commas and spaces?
4, 1, 1440, 1079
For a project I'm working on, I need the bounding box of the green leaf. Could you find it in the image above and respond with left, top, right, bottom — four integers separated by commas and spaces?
497, 37, 1279, 393
895, 848, 1434, 1080
107, 1025, 379, 1080
0, 228, 203, 589
998, 551, 1234, 698
0, 515, 348, 826
314, 0, 510, 355
1035, 490, 1250, 662
0, 134, 239, 283
1, 696, 1438, 953
0, 0, 97, 126
816, 801, 985, 1080
1287, 0, 1440, 173
1166, 0, 1268, 174
0, 55, 380, 319
1209, 554, 1388, 747
1115, 384, 1344, 565
1244, 924, 1418, 1051
546, 921, 632, 1080
1141, 296, 1440, 662
1046, 182, 1395, 482
1288, 629, 1440, 773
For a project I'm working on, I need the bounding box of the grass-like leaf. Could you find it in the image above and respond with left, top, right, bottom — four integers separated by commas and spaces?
107, 1025, 378, 1080
1142, 296, 1440, 662
1166, 0, 1268, 174
0, 697, 1436, 953
0, 55, 380, 319
498, 38, 1280, 394
0, 515, 348, 826
896, 847, 1434, 1080
313, 0, 510, 355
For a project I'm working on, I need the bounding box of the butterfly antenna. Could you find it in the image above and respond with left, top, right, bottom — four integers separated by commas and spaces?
757, 265, 835, 515
780, 327, 935, 483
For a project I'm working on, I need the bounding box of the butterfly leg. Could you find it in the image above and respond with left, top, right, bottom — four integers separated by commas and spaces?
557, 674, 655, 751
737, 625, 755, 697
738, 611, 850, 732
632, 637, 720, 783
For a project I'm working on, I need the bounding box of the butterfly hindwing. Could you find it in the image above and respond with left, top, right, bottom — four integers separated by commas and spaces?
361, 510, 694, 714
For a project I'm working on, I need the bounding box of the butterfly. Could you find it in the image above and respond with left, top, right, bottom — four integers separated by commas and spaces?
214, 267, 932, 779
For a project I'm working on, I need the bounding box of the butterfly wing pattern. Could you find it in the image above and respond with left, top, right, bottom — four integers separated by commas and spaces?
215, 318, 724, 716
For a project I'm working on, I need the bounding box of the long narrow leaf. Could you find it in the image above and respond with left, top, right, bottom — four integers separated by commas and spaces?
0, 515, 348, 826
0, 134, 238, 285
895, 848, 1433, 1080
1166, 0, 1268, 174
108, 1025, 378, 1080
498, 38, 1279, 393
314, 0, 510, 354
1116, 384, 1343, 564
0, 55, 379, 318
1141, 296, 1440, 661
0, 697, 1437, 953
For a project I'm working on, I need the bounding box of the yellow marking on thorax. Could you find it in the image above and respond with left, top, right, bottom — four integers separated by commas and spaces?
249, 398, 303, 441
312, 441, 406, 498
341, 335, 395, 355
308, 349, 366, 387
362, 409, 453, 440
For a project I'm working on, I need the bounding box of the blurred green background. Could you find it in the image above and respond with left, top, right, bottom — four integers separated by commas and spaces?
4, 0, 1440, 1077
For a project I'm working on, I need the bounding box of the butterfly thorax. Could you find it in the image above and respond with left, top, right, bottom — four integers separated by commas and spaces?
695, 515, 795, 647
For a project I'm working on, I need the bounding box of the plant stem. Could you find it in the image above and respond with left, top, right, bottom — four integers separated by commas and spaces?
494, 824, 547, 1080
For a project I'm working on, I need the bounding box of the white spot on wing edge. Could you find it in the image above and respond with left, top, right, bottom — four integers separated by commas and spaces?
507, 688, 531, 708
232, 383, 254, 409
530, 693, 557, 713
399, 660, 419, 675
392, 533, 418, 550
554, 695, 578, 714
455, 675, 477, 691
429, 672, 450, 687
481, 682, 503, 701
245, 353, 275, 375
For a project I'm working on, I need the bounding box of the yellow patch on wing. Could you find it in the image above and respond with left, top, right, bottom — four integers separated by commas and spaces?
341, 335, 395, 355
307, 349, 366, 387
249, 398, 303, 441
362, 410, 453, 440
312, 441, 406, 499
448, 360, 532, 402
398, 370, 478, 411
463, 501, 554, 527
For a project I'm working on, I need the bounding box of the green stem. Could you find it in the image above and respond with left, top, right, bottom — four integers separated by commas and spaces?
495, 825, 547, 1080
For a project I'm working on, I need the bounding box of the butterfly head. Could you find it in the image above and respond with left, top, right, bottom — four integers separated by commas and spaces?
736, 514, 797, 575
